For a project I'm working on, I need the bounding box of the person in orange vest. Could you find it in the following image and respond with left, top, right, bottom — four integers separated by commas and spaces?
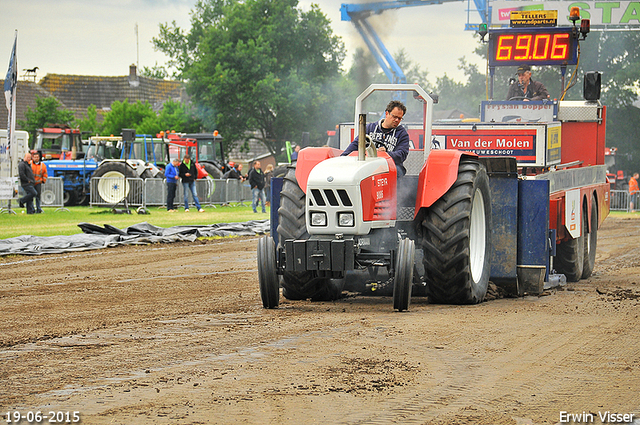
30, 150, 48, 214
629, 172, 639, 213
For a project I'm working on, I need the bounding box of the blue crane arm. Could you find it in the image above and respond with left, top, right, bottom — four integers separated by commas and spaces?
341, 0, 489, 26
340, 0, 489, 84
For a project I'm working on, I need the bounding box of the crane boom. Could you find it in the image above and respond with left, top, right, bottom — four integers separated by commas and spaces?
341, 0, 489, 84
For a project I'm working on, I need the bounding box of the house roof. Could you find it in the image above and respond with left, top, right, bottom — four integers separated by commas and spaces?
0, 80, 61, 129
1, 66, 186, 130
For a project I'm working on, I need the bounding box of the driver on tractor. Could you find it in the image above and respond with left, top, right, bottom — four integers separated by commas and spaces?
340, 100, 410, 176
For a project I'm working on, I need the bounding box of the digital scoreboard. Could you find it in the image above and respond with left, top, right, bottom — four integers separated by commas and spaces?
488, 27, 579, 67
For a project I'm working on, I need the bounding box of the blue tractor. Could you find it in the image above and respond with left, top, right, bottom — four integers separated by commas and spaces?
42, 129, 164, 205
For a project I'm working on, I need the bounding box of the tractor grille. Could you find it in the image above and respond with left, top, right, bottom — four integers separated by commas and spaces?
310, 188, 353, 207
372, 199, 394, 220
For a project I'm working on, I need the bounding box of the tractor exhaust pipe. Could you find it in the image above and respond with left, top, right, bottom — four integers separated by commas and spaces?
358, 113, 366, 161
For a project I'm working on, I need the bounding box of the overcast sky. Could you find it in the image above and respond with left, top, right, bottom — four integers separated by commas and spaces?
1, 0, 483, 84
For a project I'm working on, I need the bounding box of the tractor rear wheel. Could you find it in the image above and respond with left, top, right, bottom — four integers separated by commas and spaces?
582, 194, 598, 279
393, 238, 415, 311
418, 159, 492, 304
258, 236, 280, 309
203, 163, 223, 179
93, 162, 137, 204
63, 190, 77, 206
277, 166, 344, 301
555, 199, 585, 282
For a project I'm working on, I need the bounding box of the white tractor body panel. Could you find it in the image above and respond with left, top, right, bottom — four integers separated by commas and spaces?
305, 155, 394, 235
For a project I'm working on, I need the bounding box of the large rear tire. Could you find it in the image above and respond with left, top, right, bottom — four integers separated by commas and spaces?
277, 166, 343, 301
93, 162, 137, 204
203, 163, 223, 179
63, 190, 77, 206
418, 159, 492, 304
555, 198, 585, 282
582, 194, 598, 279
393, 238, 415, 311
258, 236, 280, 309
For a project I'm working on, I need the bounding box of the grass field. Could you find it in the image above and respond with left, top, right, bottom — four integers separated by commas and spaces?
0, 204, 635, 240
0, 204, 269, 239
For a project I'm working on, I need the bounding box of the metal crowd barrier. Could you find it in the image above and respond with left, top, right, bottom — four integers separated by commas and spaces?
40, 177, 65, 209
3, 177, 66, 212
610, 190, 630, 212
88, 176, 260, 209
144, 178, 166, 206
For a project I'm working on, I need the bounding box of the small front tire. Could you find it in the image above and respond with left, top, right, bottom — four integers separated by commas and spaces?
393, 238, 415, 311
258, 236, 280, 309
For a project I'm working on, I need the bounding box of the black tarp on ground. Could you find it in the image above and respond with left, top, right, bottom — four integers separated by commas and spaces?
0, 220, 270, 256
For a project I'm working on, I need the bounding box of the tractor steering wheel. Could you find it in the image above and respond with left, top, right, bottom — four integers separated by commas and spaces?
365, 135, 378, 158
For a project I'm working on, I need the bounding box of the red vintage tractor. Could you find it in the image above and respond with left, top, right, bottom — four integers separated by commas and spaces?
259, 84, 493, 311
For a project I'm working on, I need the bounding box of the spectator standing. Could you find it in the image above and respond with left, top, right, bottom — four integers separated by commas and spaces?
264, 163, 274, 204
18, 152, 37, 214
237, 163, 247, 181
629, 172, 639, 213
222, 162, 241, 179
291, 145, 301, 161
30, 150, 48, 213
179, 154, 204, 213
248, 161, 267, 213
165, 158, 181, 212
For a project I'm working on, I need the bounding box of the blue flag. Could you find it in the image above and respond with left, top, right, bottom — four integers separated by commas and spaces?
5, 33, 17, 112
4, 31, 17, 158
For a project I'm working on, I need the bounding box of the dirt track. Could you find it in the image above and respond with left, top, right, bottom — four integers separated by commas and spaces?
1, 216, 639, 424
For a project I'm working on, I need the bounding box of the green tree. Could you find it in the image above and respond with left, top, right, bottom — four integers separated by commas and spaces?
153, 0, 345, 155
100, 100, 156, 136
137, 99, 204, 135
18, 96, 75, 145
76, 104, 100, 136
140, 63, 170, 80
432, 58, 486, 118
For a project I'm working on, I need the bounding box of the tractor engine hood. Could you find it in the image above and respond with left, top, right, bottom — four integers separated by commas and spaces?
305, 155, 397, 235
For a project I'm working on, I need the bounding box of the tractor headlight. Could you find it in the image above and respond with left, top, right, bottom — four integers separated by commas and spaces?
310, 211, 327, 226
338, 212, 354, 227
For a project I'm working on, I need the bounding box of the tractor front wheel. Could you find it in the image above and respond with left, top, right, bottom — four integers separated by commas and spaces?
258, 236, 280, 309
393, 238, 415, 311
418, 159, 492, 304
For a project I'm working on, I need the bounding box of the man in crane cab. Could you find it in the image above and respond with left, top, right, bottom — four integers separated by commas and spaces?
506, 64, 550, 101
341, 100, 410, 177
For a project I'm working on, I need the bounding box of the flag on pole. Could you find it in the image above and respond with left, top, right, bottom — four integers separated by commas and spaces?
4, 31, 17, 154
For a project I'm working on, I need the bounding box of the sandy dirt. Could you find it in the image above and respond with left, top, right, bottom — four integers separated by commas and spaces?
1, 216, 639, 425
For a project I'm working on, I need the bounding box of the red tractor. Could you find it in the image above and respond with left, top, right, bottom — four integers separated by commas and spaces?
163, 131, 228, 179
259, 82, 609, 311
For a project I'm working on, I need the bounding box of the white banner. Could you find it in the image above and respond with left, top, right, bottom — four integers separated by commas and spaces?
0, 176, 18, 200
491, 1, 640, 28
